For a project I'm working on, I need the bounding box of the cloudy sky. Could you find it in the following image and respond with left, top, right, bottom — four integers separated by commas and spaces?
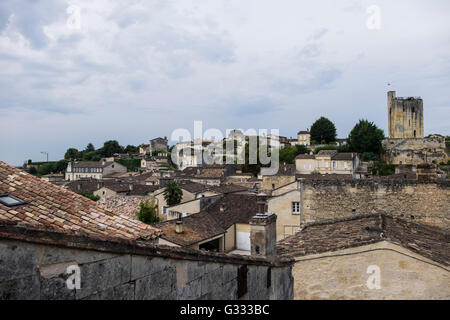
0, 0, 449, 166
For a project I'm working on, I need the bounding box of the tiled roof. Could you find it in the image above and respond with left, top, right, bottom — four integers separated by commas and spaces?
295, 174, 354, 180
178, 181, 209, 194
155, 211, 225, 246
65, 180, 103, 194
207, 184, 249, 194
71, 161, 114, 168
277, 213, 449, 266
177, 167, 225, 179
331, 152, 356, 160
155, 193, 259, 246
206, 194, 259, 230
295, 154, 315, 160
0, 161, 161, 241
297, 130, 310, 135
317, 150, 338, 157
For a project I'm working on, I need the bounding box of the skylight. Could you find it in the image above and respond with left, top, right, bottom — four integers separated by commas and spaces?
0, 194, 26, 207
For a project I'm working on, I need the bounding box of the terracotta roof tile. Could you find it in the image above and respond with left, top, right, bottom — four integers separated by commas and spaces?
0, 161, 161, 241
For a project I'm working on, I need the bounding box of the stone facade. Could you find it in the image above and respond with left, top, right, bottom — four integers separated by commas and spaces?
291, 179, 449, 230
0, 230, 293, 300
388, 91, 424, 139
382, 135, 448, 165
292, 241, 449, 300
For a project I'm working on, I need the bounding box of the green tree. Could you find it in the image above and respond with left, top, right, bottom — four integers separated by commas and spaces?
64, 148, 80, 160
136, 200, 160, 224
85, 143, 95, 152
348, 120, 385, 154
163, 181, 183, 206
125, 145, 138, 154
82, 194, 100, 201
100, 140, 124, 157
310, 117, 337, 144
278, 145, 310, 164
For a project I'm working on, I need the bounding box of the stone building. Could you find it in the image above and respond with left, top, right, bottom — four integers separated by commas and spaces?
277, 213, 449, 300
0, 161, 293, 300
65, 160, 127, 181
388, 91, 424, 139
383, 91, 448, 165
295, 150, 360, 176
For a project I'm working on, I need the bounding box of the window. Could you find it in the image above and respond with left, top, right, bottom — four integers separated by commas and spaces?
272, 184, 275, 189
0, 194, 26, 207
344, 162, 348, 169
267, 267, 272, 288
309, 164, 312, 169
325, 161, 329, 168
112, 164, 115, 168
332, 161, 337, 168
303, 164, 306, 169
292, 202, 300, 214
317, 161, 321, 168
162, 206, 167, 214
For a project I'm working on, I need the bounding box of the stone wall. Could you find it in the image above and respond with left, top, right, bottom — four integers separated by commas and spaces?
292, 241, 449, 300
382, 135, 448, 165
0, 231, 293, 300
300, 179, 450, 230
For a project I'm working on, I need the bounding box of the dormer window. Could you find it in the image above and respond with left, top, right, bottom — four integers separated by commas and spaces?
0, 194, 26, 207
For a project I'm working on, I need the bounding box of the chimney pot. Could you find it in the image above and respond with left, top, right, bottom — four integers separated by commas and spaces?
175, 220, 183, 234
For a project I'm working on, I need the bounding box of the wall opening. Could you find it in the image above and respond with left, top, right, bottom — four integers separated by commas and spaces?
237, 265, 248, 298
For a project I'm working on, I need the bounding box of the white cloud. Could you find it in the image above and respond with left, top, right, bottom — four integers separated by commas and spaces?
0, 0, 449, 165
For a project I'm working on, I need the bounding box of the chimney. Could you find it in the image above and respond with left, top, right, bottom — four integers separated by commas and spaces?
250, 193, 277, 260
176, 213, 183, 233
175, 221, 183, 234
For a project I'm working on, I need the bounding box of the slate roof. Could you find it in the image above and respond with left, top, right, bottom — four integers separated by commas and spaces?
0, 161, 161, 241
277, 213, 449, 266
71, 161, 114, 168
155, 211, 225, 246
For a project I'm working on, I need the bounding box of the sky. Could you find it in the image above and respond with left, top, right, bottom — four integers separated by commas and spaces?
0, 0, 449, 166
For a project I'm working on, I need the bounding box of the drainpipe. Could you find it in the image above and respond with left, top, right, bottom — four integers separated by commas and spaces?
297, 177, 305, 227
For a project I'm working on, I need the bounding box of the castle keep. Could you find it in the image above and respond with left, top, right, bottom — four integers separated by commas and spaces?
388, 91, 424, 139
383, 91, 448, 165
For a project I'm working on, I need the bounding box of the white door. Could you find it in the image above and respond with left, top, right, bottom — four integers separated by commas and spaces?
236, 232, 251, 251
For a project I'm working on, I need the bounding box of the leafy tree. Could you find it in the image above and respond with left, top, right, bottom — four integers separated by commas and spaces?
85, 143, 95, 152
29, 167, 37, 175
100, 140, 124, 157
82, 194, 100, 201
348, 120, 385, 154
310, 117, 337, 144
125, 145, 138, 154
278, 145, 310, 164
361, 152, 378, 161
371, 162, 395, 176
136, 200, 160, 224
64, 148, 80, 160
163, 181, 183, 206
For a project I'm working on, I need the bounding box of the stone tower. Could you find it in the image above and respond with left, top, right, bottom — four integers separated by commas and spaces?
388, 91, 424, 139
